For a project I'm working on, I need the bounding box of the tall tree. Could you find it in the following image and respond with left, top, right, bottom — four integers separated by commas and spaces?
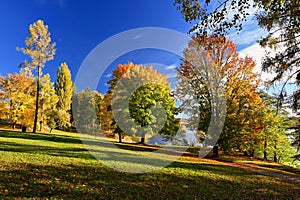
54, 62, 73, 130
174, 0, 300, 101
18, 19, 56, 133
100, 62, 136, 141
176, 36, 263, 155
39, 74, 58, 131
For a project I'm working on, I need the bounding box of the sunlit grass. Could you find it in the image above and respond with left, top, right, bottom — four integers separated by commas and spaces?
0, 129, 299, 199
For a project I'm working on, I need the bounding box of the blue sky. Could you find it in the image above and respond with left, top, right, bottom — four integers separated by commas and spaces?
0, 0, 264, 94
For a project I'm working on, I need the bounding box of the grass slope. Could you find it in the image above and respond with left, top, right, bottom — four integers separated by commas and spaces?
0, 129, 299, 199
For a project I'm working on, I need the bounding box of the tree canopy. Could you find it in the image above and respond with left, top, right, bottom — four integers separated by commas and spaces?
104, 62, 179, 143
18, 19, 56, 133
176, 35, 263, 154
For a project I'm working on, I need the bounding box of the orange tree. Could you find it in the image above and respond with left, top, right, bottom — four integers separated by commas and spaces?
0, 73, 36, 130
176, 35, 264, 155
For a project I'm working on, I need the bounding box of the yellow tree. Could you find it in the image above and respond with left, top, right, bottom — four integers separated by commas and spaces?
0, 73, 36, 131
54, 62, 73, 130
39, 74, 58, 131
18, 19, 56, 133
0, 75, 8, 119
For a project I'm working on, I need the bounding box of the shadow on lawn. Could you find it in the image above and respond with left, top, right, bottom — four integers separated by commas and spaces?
0, 130, 299, 199
244, 162, 300, 176
0, 161, 299, 199
0, 130, 162, 153
0, 130, 83, 144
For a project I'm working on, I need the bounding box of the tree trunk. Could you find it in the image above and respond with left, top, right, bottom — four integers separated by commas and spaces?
33, 66, 40, 133
12, 122, 15, 129
118, 132, 122, 143
273, 153, 277, 162
250, 150, 255, 157
39, 121, 43, 132
264, 151, 267, 160
140, 132, 145, 144
213, 145, 219, 157
273, 140, 277, 162
264, 135, 267, 160
22, 126, 26, 132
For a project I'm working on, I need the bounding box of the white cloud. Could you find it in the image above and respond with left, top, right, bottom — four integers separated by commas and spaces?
230, 28, 266, 46
167, 73, 177, 79
133, 35, 142, 40
239, 43, 274, 82
105, 73, 112, 78
165, 64, 177, 70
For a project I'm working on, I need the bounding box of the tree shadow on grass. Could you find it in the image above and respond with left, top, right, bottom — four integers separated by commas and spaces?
0, 130, 83, 144
0, 161, 299, 199
245, 162, 300, 176
0, 130, 167, 154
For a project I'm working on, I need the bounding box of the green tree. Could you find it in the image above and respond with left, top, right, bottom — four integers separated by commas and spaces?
291, 119, 300, 161
72, 88, 103, 134
18, 19, 56, 133
111, 64, 178, 144
257, 92, 298, 165
54, 62, 73, 130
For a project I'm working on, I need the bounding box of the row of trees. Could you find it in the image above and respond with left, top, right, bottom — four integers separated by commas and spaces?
174, 0, 300, 162
176, 35, 297, 164
0, 20, 73, 132
0, 18, 298, 166
0, 62, 73, 132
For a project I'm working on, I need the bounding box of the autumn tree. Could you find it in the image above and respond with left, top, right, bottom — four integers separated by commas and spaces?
105, 63, 178, 143
0, 75, 8, 120
39, 74, 58, 131
18, 19, 56, 133
174, 0, 300, 107
100, 62, 136, 141
176, 36, 263, 155
291, 119, 300, 161
0, 73, 36, 131
54, 62, 73, 130
257, 92, 298, 164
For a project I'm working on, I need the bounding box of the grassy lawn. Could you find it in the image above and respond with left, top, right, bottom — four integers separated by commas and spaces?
0, 129, 299, 199
219, 155, 300, 176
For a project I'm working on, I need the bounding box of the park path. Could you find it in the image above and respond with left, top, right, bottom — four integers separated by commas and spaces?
179, 151, 300, 183
228, 161, 300, 183
204, 157, 300, 184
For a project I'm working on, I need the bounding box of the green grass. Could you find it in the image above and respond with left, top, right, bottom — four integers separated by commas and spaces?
0, 129, 299, 199
220, 155, 300, 176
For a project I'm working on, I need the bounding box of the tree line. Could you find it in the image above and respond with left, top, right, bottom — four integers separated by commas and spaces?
0, 18, 299, 167
174, 0, 300, 162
